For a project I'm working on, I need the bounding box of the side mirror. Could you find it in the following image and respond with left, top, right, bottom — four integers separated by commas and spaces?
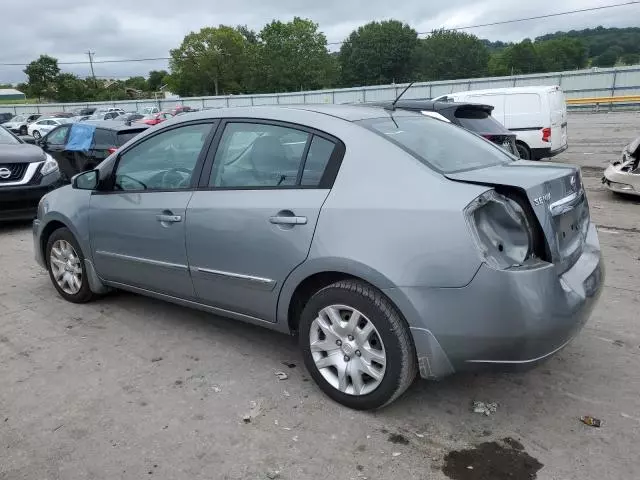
72, 170, 98, 190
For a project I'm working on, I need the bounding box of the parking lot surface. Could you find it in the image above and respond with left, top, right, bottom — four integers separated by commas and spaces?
1, 112, 639, 480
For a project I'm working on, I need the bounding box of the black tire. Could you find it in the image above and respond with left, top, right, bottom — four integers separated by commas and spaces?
45, 227, 95, 304
299, 280, 417, 410
19, 126, 27, 136
516, 141, 531, 160
32, 130, 41, 140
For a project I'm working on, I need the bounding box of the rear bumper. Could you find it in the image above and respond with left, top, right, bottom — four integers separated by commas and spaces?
388, 223, 603, 379
0, 172, 63, 221
531, 143, 568, 160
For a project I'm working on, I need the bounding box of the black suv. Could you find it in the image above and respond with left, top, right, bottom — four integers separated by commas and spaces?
38, 121, 149, 181
0, 127, 63, 221
375, 100, 519, 157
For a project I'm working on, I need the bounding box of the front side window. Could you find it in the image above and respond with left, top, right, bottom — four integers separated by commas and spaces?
210, 122, 311, 188
114, 123, 213, 191
46, 126, 70, 145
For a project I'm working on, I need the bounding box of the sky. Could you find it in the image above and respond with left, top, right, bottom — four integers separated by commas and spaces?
1, 0, 638, 84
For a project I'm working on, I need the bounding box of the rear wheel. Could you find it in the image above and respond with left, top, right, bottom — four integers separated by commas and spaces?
516, 141, 531, 160
46, 228, 95, 304
19, 125, 27, 136
299, 280, 417, 410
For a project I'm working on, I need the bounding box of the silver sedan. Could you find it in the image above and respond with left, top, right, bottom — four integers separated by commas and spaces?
33, 105, 603, 409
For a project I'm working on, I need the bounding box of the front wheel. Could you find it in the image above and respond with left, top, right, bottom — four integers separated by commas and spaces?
46, 227, 95, 303
32, 130, 41, 140
299, 280, 417, 410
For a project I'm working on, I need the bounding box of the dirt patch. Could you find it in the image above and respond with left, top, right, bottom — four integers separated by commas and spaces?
442, 438, 543, 480
388, 433, 410, 445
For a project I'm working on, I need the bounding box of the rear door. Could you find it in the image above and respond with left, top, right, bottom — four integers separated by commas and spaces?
185, 120, 344, 322
548, 89, 568, 152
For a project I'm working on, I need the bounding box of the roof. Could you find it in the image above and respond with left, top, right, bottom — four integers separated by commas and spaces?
372, 100, 494, 114
77, 120, 149, 132
438, 85, 561, 97
0, 88, 24, 96
185, 104, 419, 123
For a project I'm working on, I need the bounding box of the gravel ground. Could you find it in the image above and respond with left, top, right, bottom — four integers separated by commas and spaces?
1, 112, 639, 480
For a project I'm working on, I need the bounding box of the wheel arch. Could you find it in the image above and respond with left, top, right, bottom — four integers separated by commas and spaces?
277, 257, 397, 334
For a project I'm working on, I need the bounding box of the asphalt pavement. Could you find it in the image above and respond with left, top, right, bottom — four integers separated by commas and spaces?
1, 111, 639, 480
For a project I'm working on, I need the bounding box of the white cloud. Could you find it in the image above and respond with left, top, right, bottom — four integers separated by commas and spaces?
0, 0, 637, 83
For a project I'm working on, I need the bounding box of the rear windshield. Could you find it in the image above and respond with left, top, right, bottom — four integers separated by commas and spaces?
358, 115, 513, 173
117, 129, 146, 146
453, 108, 510, 135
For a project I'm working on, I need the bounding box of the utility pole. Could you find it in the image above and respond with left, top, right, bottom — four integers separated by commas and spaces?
86, 50, 96, 86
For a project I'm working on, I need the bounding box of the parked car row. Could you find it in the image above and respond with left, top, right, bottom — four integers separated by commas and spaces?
22, 103, 602, 410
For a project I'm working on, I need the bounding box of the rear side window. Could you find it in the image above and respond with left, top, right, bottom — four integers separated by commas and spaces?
359, 116, 513, 174
454, 108, 510, 135
93, 128, 116, 147
117, 129, 146, 146
302, 136, 335, 186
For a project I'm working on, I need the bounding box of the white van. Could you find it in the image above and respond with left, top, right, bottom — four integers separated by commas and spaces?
433, 86, 568, 160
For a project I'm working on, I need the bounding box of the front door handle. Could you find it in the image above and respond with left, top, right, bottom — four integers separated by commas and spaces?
156, 214, 182, 223
269, 215, 307, 225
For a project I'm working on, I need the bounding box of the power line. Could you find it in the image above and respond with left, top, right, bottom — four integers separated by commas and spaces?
0, 1, 638, 66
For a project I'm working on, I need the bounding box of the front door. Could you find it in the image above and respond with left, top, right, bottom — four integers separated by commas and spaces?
186, 120, 342, 321
90, 121, 217, 298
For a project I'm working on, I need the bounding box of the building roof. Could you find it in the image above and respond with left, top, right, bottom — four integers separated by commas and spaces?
0, 88, 25, 96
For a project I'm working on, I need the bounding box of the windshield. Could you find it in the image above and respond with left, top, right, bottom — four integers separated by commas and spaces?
0, 127, 20, 145
358, 115, 513, 173
12, 116, 25, 122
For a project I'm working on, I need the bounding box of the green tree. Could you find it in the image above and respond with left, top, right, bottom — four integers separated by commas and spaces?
168, 25, 250, 96
621, 53, 640, 65
338, 20, 418, 86
147, 70, 168, 91
488, 39, 542, 76
415, 30, 489, 81
53, 73, 87, 102
593, 46, 623, 67
256, 17, 336, 92
124, 76, 148, 91
536, 38, 588, 72
23, 55, 60, 100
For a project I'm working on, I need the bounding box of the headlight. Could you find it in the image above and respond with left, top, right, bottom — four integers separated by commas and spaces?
41, 153, 59, 176
464, 190, 534, 269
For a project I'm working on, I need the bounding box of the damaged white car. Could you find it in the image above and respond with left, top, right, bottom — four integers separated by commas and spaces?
602, 136, 640, 196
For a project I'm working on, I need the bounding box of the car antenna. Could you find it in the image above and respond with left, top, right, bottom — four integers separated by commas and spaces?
388, 81, 415, 111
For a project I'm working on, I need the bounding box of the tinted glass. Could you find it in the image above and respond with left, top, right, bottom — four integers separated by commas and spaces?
46, 125, 70, 145
453, 109, 510, 135
301, 136, 335, 186
0, 127, 19, 145
210, 122, 310, 188
359, 115, 513, 173
117, 129, 146, 146
93, 128, 116, 147
114, 123, 212, 191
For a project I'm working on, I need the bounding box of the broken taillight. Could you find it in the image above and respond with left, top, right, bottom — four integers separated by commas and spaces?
542, 128, 551, 143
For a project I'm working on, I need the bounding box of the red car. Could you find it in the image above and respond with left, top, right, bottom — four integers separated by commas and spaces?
137, 112, 173, 126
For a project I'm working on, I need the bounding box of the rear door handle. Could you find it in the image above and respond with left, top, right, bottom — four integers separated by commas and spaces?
156, 214, 182, 223
269, 215, 307, 225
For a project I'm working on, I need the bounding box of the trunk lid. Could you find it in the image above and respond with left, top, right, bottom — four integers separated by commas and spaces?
447, 160, 589, 272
